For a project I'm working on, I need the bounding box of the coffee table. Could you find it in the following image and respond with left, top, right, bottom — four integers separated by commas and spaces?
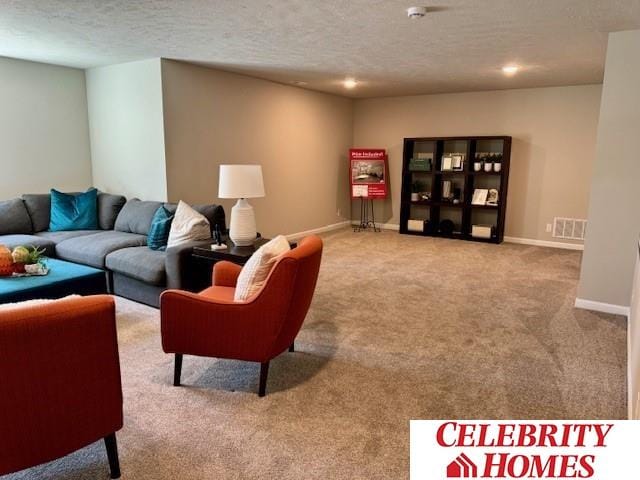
0, 258, 107, 304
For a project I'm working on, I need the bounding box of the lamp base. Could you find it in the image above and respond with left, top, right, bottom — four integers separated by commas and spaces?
229, 198, 257, 246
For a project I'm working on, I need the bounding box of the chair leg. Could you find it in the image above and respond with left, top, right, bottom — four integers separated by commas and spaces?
289, 341, 295, 353
259, 361, 270, 397
104, 433, 121, 479
174, 353, 183, 386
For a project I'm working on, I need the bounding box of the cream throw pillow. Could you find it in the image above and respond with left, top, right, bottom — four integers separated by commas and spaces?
234, 235, 291, 301
0, 295, 80, 311
167, 201, 211, 248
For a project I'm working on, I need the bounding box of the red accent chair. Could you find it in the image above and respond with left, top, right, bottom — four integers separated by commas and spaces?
161, 235, 323, 396
0, 295, 123, 479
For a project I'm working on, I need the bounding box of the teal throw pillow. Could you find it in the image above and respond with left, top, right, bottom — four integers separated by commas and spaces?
148, 206, 174, 251
49, 188, 98, 231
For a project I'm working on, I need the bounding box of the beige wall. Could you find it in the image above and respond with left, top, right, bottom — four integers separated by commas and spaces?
160, 60, 353, 237
86, 59, 168, 201
578, 30, 640, 308
352, 85, 602, 244
0, 56, 92, 199
1, 54, 605, 251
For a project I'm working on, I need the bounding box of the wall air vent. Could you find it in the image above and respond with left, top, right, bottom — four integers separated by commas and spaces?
553, 217, 587, 240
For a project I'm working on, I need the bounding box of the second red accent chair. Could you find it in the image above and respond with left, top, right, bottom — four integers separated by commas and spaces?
0, 295, 123, 479
160, 235, 323, 396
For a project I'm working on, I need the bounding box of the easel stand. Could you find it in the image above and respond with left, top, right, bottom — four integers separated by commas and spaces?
354, 197, 381, 232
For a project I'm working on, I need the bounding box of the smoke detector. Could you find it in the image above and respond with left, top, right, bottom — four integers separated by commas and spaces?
407, 6, 428, 18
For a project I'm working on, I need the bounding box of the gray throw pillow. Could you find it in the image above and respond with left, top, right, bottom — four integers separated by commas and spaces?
22, 193, 51, 232
114, 199, 164, 236
98, 193, 127, 230
0, 198, 33, 235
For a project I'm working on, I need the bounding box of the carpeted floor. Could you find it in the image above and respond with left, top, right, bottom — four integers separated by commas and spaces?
6, 228, 627, 479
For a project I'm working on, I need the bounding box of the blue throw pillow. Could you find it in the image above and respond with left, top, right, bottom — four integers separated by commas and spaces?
148, 206, 174, 251
49, 188, 98, 231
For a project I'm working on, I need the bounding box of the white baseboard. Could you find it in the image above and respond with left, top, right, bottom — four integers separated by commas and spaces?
286, 220, 351, 241
574, 298, 630, 317
346, 226, 585, 248
504, 236, 584, 251
575, 296, 631, 419
345, 227, 585, 250
378, 222, 400, 231
350, 221, 400, 231
629, 313, 634, 419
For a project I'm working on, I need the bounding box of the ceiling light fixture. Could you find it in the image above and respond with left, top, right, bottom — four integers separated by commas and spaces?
343, 78, 358, 89
502, 65, 519, 76
291, 80, 308, 86
407, 6, 428, 18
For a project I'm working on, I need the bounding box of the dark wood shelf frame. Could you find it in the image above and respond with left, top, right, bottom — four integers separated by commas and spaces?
400, 135, 511, 244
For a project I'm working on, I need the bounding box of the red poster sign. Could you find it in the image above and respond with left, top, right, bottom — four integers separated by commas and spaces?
349, 148, 388, 199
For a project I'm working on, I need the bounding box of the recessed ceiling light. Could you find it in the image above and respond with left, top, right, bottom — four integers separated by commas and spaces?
502, 65, 519, 76
291, 80, 308, 86
343, 78, 358, 89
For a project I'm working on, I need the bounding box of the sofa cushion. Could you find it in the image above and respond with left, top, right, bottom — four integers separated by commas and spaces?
0, 199, 33, 235
114, 199, 163, 236
0, 235, 55, 257
35, 230, 101, 243
55, 231, 147, 268
22, 194, 51, 233
49, 189, 98, 231
105, 247, 166, 286
165, 202, 226, 234
98, 193, 127, 230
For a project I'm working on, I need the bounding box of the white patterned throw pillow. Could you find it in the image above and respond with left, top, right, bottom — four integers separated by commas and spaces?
0, 295, 81, 311
234, 235, 291, 302
167, 201, 211, 248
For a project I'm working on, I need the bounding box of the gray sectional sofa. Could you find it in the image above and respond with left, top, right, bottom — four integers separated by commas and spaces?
0, 192, 226, 307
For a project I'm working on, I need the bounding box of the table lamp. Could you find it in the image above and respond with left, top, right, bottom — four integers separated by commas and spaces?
218, 164, 265, 246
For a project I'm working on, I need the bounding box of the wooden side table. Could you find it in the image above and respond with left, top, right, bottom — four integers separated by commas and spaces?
188, 237, 296, 291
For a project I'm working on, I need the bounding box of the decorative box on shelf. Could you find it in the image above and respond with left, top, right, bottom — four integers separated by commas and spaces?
471, 224, 493, 239
409, 155, 433, 172
407, 220, 425, 232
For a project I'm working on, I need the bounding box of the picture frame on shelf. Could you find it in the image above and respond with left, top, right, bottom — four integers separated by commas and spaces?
452, 154, 465, 171
441, 156, 453, 171
472, 188, 489, 205
486, 188, 499, 205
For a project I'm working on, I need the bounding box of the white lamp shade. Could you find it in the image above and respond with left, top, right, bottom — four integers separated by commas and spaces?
218, 164, 265, 199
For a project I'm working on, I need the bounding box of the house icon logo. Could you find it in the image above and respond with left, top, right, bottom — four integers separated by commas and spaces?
446, 453, 478, 478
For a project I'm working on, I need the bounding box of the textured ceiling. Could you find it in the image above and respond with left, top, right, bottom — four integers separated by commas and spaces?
1, 0, 640, 98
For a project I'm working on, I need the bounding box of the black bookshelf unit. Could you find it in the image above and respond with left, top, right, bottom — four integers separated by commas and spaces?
400, 136, 511, 244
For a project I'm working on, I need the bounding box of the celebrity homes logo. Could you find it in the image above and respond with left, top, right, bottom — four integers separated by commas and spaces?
410, 420, 639, 479
447, 453, 478, 478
